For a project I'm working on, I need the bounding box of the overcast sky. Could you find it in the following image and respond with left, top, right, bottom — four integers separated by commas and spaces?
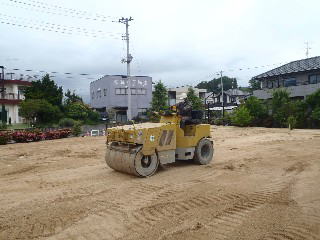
0, 0, 319, 101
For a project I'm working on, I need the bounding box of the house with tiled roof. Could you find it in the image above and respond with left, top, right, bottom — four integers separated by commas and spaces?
205, 89, 250, 111
0, 77, 32, 124
253, 56, 320, 100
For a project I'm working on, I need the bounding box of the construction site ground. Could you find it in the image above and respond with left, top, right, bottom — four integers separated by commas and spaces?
1, 126, 320, 240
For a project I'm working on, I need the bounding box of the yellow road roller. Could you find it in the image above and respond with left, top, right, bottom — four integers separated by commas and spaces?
105, 106, 214, 177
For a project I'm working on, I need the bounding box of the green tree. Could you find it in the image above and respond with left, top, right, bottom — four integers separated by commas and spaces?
271, 89, 291, 127
64, 89, 83, 105
151, 81, 168, 112
19, 99, 62, 125
64, 102, 100, 124
24, 74, 63, 107
305, 89, 320, 109
303, 89, 320, 128
249, 78, 261, 91
186, 87, 204, 110
196, 76, 237, 94
231, 106, 252, 127
65, 102, 89, 120
243, 96, 267, 126
72, 121, 82, 136
87, 110, 100, 123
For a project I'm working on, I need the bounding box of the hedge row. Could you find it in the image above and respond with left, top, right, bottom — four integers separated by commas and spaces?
0, 129, 71, 145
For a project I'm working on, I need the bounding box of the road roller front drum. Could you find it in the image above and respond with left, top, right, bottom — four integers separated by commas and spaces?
105, 144, 159, 177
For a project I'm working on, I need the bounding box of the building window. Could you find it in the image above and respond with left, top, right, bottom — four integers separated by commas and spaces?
115, 88, 127, 95
267, 80, 274, 89
309, 74, 320, 84
92, 92, 95, 99
136, 88, 147, 95
138, 108, 147, 117
131, 88, 136, 95
284, 78, 296, 87
103, 88, 107, 96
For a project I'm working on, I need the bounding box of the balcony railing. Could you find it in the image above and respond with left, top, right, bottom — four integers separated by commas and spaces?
0, 93, 25, 100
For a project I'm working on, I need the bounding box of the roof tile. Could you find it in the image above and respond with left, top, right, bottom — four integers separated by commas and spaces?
253, 56, 320, 79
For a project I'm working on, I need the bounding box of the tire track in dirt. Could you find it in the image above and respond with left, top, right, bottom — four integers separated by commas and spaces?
156, 181, 295, 240
48, 202, 128, 240
57, 171, 225, 240
0, 183, 129, 240
263, 224, 319, 240
261, 208, 320, 240
126, 192, 249, 233
123, 169, 222, 208
124, 173, 298, 240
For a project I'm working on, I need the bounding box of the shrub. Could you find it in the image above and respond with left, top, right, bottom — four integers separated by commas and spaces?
287, 116, 297, 130
0, 131, 10, 145
65, 102, 89, 120
44, 129, 71, 140
87, 110, 100, 123
59, 129, 72, 138
72, 122, 82, 136
11, 131, 43, 142
213, 118, 224, 125
0, 123, 7, 130
10, 129, 71, 143
59, 118, 75, 128
231, 106, 252, 127
271, 89, 291, 127
243, 96, 268, 126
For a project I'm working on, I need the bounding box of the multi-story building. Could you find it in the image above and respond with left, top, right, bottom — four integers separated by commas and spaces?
253, 56, 320, 100
0, 79, 31, 124
168, 86, 207, 106
90, 75, 152, 122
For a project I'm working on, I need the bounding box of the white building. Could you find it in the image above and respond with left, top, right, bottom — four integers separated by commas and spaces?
0, 79, 31, 124
168, 86, 207, 106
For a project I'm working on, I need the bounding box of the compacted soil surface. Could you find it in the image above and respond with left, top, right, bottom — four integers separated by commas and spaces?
0, 126, 320, 240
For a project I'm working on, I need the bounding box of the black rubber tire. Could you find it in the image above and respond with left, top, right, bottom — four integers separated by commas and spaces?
194, 138, 214, 165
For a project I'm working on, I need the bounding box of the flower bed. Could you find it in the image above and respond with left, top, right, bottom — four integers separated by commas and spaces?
1, 129, 71, 144
0, 131, 11, 145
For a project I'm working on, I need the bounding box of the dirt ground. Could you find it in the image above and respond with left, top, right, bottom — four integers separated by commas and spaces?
0, 126, 320, 240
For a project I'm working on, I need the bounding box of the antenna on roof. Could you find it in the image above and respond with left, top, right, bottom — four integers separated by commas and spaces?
305, 42, 311, 58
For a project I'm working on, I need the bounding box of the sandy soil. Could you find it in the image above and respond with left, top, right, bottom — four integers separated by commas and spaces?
0, 126, 320, 240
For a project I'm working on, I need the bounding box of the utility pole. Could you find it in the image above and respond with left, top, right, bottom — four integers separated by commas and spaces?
220, 71, 224, 119
0, 66, 6, 124
205, 92, 214, 124
305, 42, 311, 58
119, 17, 134, 121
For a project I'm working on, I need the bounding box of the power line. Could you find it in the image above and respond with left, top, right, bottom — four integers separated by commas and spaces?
0, 16, 120, 39
0, 0, 118, 23
195, 61, 285, 84
0, 13, 121, 38
3, 66, 105, 80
